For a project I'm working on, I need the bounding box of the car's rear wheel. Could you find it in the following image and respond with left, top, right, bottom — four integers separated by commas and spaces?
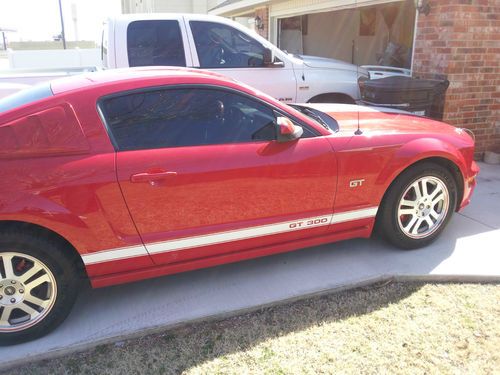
378, 162, 457, 249
0, 232, 79, 345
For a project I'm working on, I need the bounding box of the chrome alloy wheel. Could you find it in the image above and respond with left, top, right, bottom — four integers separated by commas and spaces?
397, 176, 450, 239
0, 252, 57, 332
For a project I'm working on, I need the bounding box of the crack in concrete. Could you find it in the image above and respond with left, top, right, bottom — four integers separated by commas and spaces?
457, 212, 498, 230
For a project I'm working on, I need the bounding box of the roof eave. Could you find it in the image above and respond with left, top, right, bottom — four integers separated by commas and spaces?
209, 0, 271, 16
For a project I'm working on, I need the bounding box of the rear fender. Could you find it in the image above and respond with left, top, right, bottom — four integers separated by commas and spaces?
0, 193, 89, 253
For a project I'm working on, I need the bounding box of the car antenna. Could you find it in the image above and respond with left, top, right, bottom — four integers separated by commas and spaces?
355, 59, 363, 135
351, 0, 363, 135
355, 109, 363, 135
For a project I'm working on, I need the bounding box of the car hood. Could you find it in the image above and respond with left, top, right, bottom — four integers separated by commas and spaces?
299, 55, 359, 73
304, 103, 464, 137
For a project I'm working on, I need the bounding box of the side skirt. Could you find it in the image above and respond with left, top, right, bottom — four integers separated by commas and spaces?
90, 223, 373, 288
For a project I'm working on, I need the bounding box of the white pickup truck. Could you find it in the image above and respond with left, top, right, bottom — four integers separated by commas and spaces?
1, 14, 369, 103
102, 14, 369, 104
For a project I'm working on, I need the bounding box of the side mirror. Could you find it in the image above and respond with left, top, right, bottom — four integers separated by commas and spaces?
263, 47, 284, 67
276, 116, 303, 142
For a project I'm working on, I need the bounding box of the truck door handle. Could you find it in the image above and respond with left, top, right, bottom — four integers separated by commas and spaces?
130, 171, 177, 183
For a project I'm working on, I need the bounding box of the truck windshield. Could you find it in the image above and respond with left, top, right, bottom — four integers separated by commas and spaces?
0, 83, 53, 114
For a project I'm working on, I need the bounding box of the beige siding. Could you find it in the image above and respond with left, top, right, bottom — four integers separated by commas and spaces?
270, 0, 400, 18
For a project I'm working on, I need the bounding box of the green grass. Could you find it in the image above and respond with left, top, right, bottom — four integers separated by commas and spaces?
6, 282, 500, 375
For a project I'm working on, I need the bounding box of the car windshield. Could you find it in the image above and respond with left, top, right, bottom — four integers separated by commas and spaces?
288, 104, 339, 132
0, 83, 53, 114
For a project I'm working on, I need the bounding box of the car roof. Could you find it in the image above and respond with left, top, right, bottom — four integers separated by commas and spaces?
50, 67, 237, 95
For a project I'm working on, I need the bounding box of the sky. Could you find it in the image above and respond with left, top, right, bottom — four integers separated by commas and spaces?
0, 0, 122, 42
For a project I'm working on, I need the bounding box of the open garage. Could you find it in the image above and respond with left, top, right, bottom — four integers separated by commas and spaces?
276, 1, 416, 68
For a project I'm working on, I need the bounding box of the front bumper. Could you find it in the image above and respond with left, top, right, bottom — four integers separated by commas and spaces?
459, 160, 480, 211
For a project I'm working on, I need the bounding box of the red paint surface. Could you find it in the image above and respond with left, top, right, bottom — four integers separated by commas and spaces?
0, 68, 478, 287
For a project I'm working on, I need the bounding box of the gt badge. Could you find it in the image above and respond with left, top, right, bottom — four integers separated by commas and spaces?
349, 179, 365, 188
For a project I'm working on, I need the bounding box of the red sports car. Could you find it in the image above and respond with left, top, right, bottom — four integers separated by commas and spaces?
0, 68, 478, 344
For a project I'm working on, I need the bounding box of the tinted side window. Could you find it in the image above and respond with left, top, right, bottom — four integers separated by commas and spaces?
127, 20, 186, 67
190, 21, 266, 68
101, 88, 277, 151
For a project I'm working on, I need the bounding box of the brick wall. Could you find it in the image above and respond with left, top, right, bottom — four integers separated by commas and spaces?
412, 0, 500, 156
255, 7, 269, 39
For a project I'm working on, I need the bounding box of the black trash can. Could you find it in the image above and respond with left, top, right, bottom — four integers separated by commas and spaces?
360, 76, 449, 118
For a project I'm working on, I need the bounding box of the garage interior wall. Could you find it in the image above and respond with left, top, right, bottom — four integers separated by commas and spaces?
277, 0, 415, 67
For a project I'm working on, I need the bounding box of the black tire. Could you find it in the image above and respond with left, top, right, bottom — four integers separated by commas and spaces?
308, 93, 356, 104
377, 162, 457, 250
0, 231, 80, 345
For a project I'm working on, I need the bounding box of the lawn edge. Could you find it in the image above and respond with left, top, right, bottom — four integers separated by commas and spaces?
1, 273, 499, 372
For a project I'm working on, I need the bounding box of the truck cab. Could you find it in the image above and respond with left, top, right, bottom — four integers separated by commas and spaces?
102, 14, 368, 104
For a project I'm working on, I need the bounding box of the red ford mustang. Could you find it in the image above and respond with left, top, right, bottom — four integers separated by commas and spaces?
0, 68, 478, 344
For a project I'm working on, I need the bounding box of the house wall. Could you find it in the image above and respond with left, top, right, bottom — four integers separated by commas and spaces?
412, 0, 500, 155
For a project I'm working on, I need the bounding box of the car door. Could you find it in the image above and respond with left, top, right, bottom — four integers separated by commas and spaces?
99, 85, 337, 265
185, 17, 298, 103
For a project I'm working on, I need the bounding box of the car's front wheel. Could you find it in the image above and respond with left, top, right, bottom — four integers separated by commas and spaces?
378, 162, 458, 249
0, 232, 79, 345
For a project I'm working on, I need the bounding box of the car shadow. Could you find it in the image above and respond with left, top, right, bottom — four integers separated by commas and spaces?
60, 206, 495, 348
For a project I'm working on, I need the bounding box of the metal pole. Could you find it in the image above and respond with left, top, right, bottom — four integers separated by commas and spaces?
58, 0, 67, 49
2, 32, 6, 50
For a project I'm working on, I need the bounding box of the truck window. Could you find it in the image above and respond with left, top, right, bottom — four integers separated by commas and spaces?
127, 20, 186, 67
190, 21, 266, 69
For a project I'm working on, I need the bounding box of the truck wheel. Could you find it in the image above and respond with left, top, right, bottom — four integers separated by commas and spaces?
308, 93, 355, 104
378, 162, 457, 250
0, 232, 79, 345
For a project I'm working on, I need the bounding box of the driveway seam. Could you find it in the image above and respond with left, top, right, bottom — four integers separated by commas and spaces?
457, 212, 497, 230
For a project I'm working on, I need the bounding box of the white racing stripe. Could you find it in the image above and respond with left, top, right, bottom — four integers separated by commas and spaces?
81, 245, 148, 265
146, 214, 333, 254
81, 207, 378, 265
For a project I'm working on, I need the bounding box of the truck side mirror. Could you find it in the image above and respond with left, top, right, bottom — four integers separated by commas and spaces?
276, 116, 303, 142
263, 48, 284, 67
263, 48, 273, 65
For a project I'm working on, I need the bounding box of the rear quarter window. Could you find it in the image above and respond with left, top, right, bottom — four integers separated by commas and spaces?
127, 20, 186, 67
0, 104, 89, 157
0, 83, 53, 114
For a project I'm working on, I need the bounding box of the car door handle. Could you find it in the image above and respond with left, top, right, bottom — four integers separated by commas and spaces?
130, 171, 177, 183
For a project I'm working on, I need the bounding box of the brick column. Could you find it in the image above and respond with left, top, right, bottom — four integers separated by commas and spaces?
255, 6, 269, 39
412, 0, 499, 156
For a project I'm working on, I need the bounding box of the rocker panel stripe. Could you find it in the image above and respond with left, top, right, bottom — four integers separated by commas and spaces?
81, 207, 378, 265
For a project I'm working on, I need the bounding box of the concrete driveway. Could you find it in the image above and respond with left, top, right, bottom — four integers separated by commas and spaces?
1, 162, 499, 369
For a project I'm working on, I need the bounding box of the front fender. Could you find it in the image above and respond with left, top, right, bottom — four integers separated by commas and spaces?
376, 137, 468, 202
